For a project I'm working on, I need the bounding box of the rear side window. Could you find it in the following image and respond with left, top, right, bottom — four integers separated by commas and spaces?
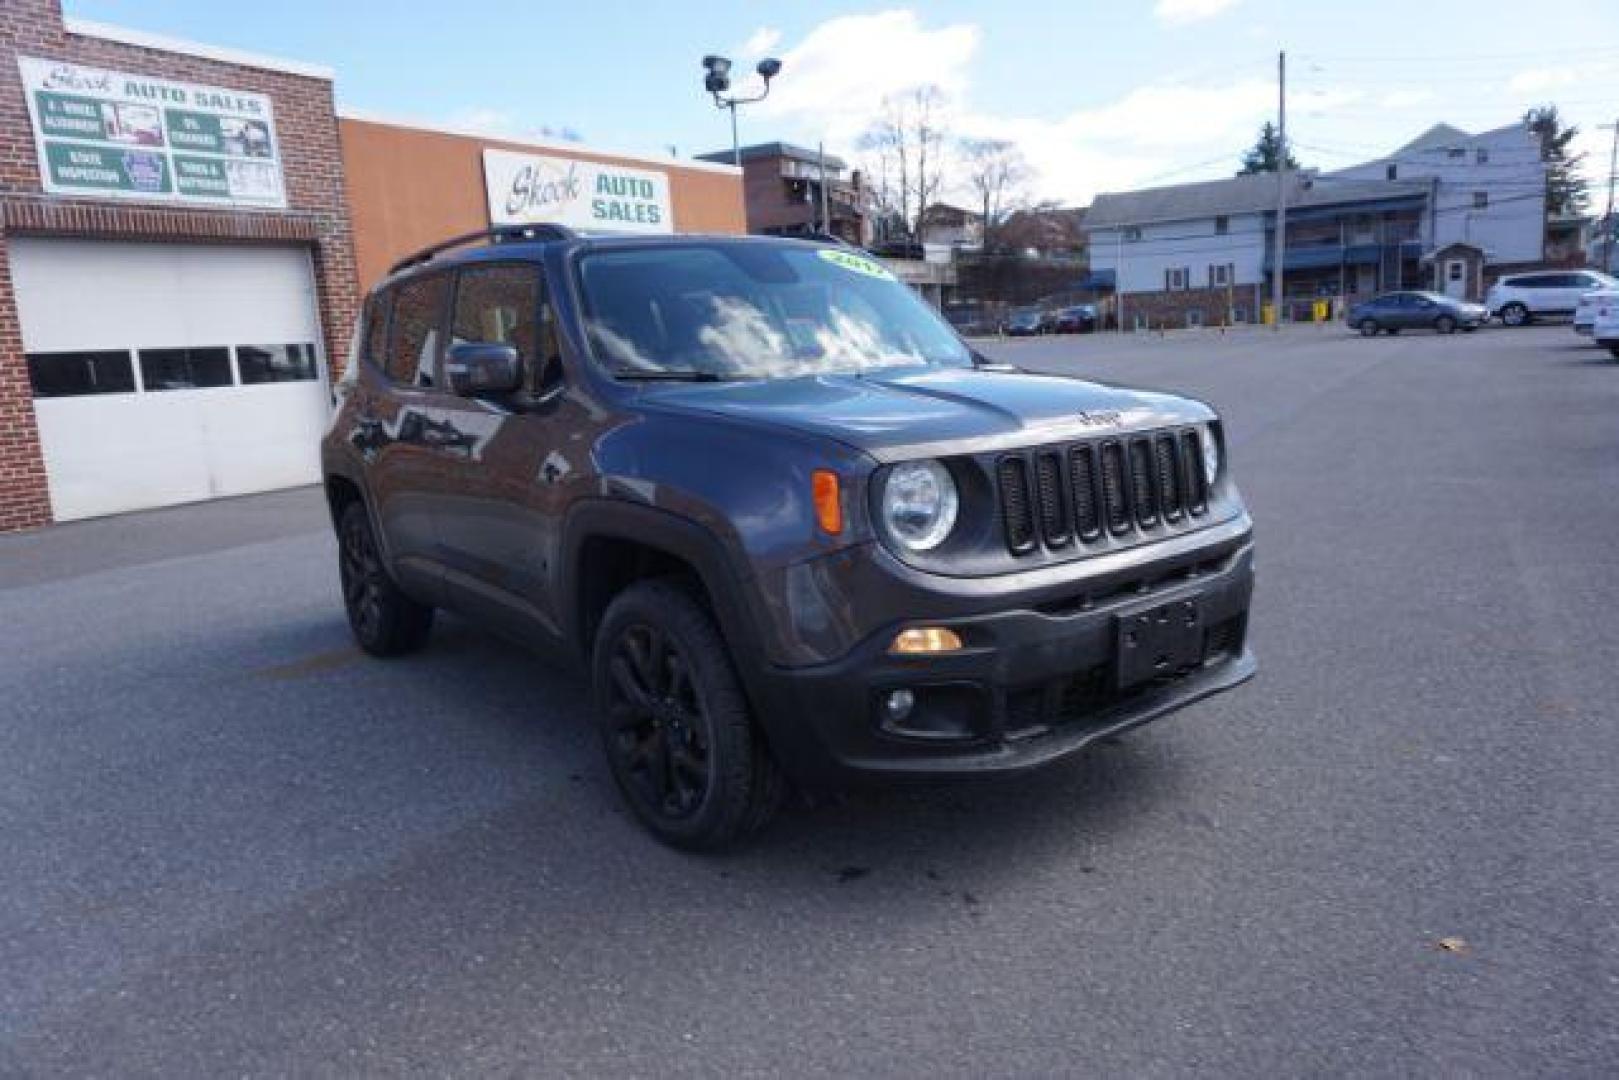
362, 294, 390, 368
386, 273, 450, 387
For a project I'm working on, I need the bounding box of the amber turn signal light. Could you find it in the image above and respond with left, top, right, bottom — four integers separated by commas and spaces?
812, 470, 843, 535
890, 626, 964, 655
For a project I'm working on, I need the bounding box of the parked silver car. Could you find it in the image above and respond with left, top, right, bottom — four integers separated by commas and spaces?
1348, 291, 1488, 336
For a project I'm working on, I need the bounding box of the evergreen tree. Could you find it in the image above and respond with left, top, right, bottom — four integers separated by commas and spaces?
1523, 105, 1588, 216
1237, 122, 1300, 176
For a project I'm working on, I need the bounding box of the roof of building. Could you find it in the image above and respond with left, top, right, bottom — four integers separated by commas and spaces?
1087, 169, 1427, 229
1391, 121, 1528, 157
694, 142, 847, 170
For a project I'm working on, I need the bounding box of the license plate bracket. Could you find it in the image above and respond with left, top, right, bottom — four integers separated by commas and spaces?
1114, 595, 1205, 690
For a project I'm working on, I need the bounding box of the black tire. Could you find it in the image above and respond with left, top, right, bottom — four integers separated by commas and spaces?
1358, 318, 1380, 337
1608, 345, 1619, 360
1500, 302, 1530, 327
593, 579, 782, 850
1387, 328, 1400, 335
1435, 315, 1457, 334
337, 501, 434, 656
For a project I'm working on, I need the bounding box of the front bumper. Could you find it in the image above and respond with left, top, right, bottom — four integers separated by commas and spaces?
751, 536, 1256, 786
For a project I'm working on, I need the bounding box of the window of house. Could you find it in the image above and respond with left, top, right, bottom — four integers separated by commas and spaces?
1166, 267, 1190, 291
1447, 148, 1465, 160
1473, 191, 1488, 209
138, 347, 233, 391
1123, 226, 1142, 242
1386, 164, 1398, 180
1215, 216, 1229, 235
237, 343, 319, 384
385, 272, 451, 387
25, 350, 137, 398
1476, 148, 1489, 164
1210, 263, 1233, 287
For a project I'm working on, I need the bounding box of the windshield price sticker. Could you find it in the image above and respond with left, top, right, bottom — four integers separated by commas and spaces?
817, 249, 897, 280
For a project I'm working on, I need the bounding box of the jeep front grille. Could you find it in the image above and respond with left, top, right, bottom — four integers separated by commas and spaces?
997, 429, 1209, 555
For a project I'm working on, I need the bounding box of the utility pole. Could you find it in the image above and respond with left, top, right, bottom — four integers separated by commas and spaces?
1271, 50, 1287, 331
1116, 230, 1125, 334
818, 141, 832, 235
1602, 120, 1618, 274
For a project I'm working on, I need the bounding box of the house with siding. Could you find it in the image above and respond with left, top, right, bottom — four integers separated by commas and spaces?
1087, 120, 1549, 327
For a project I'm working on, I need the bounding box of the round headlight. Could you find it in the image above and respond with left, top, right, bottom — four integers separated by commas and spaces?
881, 460, 959, 552
1199, 424, 1221, 486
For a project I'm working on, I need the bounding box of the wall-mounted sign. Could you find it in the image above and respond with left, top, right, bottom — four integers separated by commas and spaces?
482, 148, 672, 234
18, 56, 286, 209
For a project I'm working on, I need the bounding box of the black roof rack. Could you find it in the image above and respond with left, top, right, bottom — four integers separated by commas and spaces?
387, 223, 576, 276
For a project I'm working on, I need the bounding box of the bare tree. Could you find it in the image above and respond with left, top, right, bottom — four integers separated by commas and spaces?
857, 85, 950, 245
960, 137, 1030, 249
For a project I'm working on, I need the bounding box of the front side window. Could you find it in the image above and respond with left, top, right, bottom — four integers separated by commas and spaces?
1473, 191, 1488, 209
26, 350, 136, 398
385, 273, 450, 387
139, 347, 232, 391
577, 243, 971, 380
452, 263, 560, 395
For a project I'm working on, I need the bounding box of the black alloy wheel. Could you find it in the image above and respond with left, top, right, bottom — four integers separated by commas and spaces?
337, 502, 433, 656
603, 621, 711, 822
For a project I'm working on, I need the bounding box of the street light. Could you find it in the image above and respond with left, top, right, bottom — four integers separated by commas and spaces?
702, 54, 783, 166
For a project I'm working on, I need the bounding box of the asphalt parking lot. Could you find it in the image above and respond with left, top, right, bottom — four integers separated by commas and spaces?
4, 324, 1618, 1075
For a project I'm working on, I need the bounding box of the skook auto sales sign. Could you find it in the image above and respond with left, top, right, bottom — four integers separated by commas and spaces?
482, 148, 672, 235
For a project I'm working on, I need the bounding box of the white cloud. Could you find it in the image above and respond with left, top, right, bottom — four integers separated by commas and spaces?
1154, 0, 1241, 26
738, 27, 781, 57
755, 10, 1286, 206
757, 10, 979, 145
1509, 67, 1579, 95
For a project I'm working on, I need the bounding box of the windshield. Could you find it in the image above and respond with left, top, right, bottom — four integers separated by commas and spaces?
576, 242, 972, 379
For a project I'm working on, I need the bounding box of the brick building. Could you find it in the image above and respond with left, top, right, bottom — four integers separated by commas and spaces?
0, 1, 745, 530
0, 1, 358, 528
695, 142, 868, 245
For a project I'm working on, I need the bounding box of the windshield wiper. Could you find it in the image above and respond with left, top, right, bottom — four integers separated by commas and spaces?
611, 369, 732, 382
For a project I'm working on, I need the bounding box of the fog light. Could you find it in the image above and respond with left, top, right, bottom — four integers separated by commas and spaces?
883, 689, 916, 722
890, 626, 964, 655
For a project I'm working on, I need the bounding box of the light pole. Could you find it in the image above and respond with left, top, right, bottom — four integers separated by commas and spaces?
702, 55, 783, 166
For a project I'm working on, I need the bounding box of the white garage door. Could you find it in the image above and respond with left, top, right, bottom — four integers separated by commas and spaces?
11, 239, 330, 521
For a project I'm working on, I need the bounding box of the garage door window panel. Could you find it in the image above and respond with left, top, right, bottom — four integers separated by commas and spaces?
138, 347, 234, 391
26, 350, 138, 398
238, 343, 319, 384
386, 274, 450, 388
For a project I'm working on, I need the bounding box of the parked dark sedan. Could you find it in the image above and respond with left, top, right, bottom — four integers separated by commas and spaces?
1052, 304, 1098, 334
1003, 308, 1047, 336
1349, 291, 1487, 336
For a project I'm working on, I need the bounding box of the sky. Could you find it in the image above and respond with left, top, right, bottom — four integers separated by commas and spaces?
65, 0, 1619, 210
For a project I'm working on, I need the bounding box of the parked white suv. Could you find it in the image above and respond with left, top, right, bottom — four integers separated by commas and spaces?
1574, 288, 1619, 335
1487, 270, 1618, 326
1591, 293, 1619, 359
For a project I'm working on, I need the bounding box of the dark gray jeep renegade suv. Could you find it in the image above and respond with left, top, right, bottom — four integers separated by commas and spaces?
323, 225, 1256, 848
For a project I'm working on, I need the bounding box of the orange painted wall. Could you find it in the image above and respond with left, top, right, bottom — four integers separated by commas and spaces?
340, 117, 746, 291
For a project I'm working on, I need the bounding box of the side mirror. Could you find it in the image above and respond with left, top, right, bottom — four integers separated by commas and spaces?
445, 341, 521, 396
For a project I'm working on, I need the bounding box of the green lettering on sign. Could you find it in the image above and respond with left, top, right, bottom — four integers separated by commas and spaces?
816, 248, 896, 280
43, 141, 171, 194
164, 109, 224, 153
172, 154, 231, 197
35, 91, 107, 140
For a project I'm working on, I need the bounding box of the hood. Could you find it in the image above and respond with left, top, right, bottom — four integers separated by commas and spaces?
638, 367, 1213, 463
